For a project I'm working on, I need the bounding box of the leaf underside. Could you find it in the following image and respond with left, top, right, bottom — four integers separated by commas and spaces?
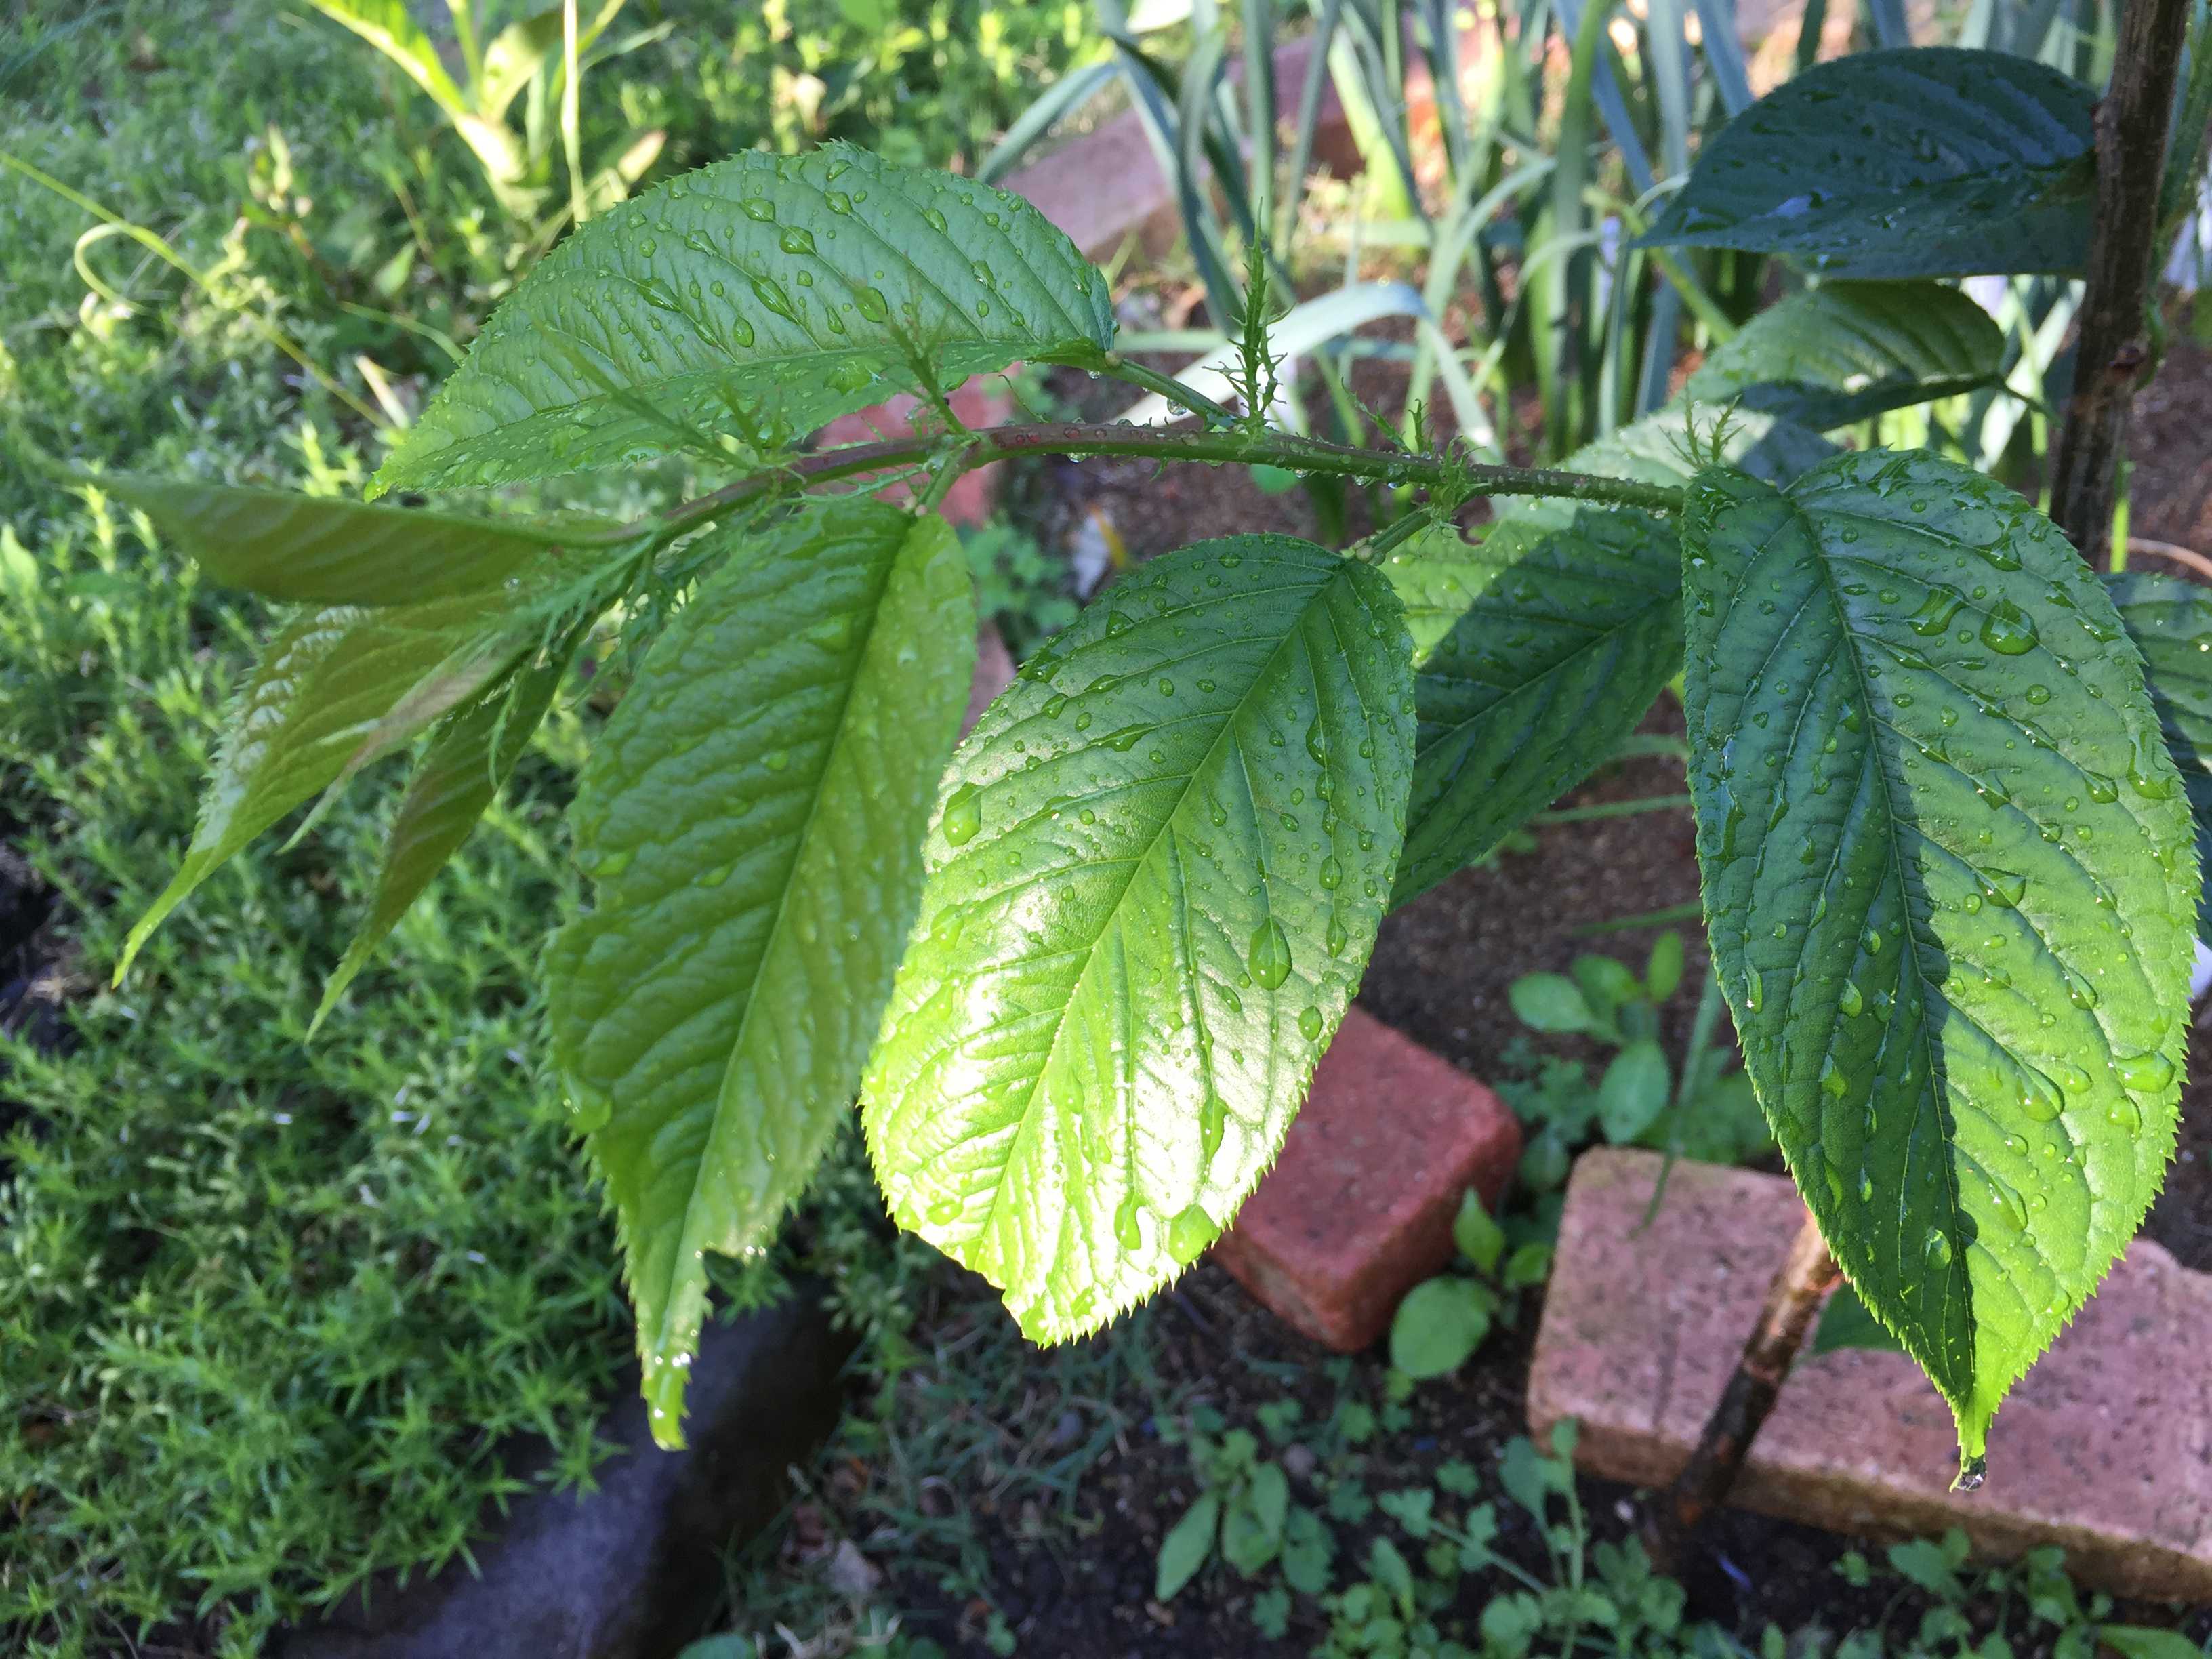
1681, 449, 2196, 1471
315, 653, 569, 1027
120, 593, 523, 978
1683, 281, 2007, 431
1640, 47, 2095, 278
862, 535, 1415, 1341
2102, 570, 2212, 945
1385, 407, 1835, 906
371, 144, 1117, 497
102, 474, 605, 606
548, 499, 975, 1444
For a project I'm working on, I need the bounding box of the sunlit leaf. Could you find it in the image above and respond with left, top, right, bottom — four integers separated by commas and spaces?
2102, 569, 2212, 944
372, 145, 1115, 496
863, 536, 1414, 1340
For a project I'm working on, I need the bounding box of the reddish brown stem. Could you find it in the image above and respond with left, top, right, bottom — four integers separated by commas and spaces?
1640, 1211, 1839, 1574
2046, 0, 2196, 558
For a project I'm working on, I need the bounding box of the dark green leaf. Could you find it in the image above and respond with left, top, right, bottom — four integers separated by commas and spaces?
1156, 1494, 1221, 1601
548, 500, 976, 1446
1384, 408, 1833, 905
105, 474, 613, 605
1641, 48, 2095, 278
1389, 1276, 1495, 1378
1810, 1279, 1908, 1355
1681, 449, 2196, 1473
1684, 282, 2006, 430
314, 651, 569, 1029
372, 146, 1116, 496
2102, 570, 2212, 944
1596, 1038, 1671, 1143
862, 536, 1415, 1340
119, 593, 525, 978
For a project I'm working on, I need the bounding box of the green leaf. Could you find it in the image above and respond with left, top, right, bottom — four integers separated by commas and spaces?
1683, 282, 2006, 430
1452, 1188, 1506, 1275
1680, 449, 2197, 1475
2102, 570, 2212, 945
2097, 1628, 2211, 1659
313, 651, 570, 1030
119, 594, 525, 979
1384, 408, 1833, 905
1596, 1038, 1671, 1143
547, 500, 976, 1446
1156, 1493, 1221, 1601
103, 474, 609, 605
1389, 1277, 1496, 1378
1509, 972, 1595, 1033
861, 535, 1415, 1340
1810, 1279, 1908, 1355
1645, 930, 1685, 1001
1222, 1462, 1291, 1574
302, 0, 467, 113
1640, 47, 2096, 278
372, 146, 1117, 497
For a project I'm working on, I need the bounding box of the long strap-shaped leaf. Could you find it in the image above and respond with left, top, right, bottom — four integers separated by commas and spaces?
1681, 450, 2196, 1475
313, 651, 571, 1029
372, 145, 1117, 497
2104, 569, 2212, 944
863, 536, 1414, 1341
103, 475, 617, 605
118, 593, 527, 979
547, 499, 974, 1445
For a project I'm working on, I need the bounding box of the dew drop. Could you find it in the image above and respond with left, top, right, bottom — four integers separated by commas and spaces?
1167, 1204, 1214, 1265
942, 782, 983, 846
1248, 918, 1293, 990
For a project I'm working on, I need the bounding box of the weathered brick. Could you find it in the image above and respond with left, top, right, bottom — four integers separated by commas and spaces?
1528, 1147, 2212, 1602
1212, 1006, 1523, 1352
813, 377, 1015, 527
965, 626, 1015, 738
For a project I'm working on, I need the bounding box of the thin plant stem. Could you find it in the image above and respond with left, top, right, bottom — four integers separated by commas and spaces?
638, 418, 1687, 546
1641, 1210, 1840, 1574
1531, 792, 1692, 825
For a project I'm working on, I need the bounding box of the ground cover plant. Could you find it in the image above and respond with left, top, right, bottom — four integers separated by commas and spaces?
90, 0, 2212, 1519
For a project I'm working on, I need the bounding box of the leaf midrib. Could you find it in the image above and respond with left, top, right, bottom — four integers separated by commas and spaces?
645, 527, 908, 1365
972, 563, 1362, 1283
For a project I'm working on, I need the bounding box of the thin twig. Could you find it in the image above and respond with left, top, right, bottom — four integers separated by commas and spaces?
2047, 0, 2196, 558
1640, 1210, 1839, 1574
2129, 536, 2212, 584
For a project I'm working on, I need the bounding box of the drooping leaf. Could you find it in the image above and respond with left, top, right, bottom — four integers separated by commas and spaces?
1452, 1189, 1506, 1275
313, 650, 571, 1029
2102, 569, 2212, 944
371, 146, 1117, 497
1680, 449, 2196, 1474
548, 499, 975, 1446
861, 535, 1415, 1341
1683, 281, 2006, 430
1640, 47, 2096, 279
102, 474, 619, 606
1384, 408, 1834, 905
118, 594, 527, 979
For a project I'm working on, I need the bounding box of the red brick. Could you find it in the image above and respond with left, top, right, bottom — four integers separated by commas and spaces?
1528, 1148, 2212, 1602
964, 626, 1015, 739
1212, 1006, 1523, 1351
813, 377, 1015, 527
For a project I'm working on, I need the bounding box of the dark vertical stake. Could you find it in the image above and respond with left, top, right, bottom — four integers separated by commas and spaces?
2047, 0, 2197, 561
1641, 1210, 1839, 1574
